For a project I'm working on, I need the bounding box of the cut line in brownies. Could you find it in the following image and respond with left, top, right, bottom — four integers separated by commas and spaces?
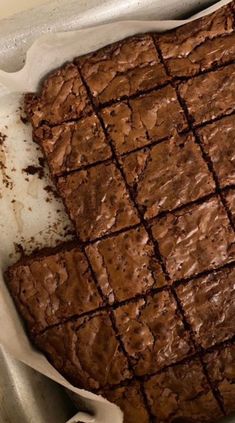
8, 2, 235, 423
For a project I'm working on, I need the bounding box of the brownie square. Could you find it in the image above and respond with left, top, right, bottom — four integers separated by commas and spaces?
204, 345, 235, 416
35, 310, 131, 390
86, 226, 166, 303
25, 64, 92, 128
101, 381, 150, 423
6, 246, 103, 334
57, 162, 139, 242
77, 35, 168, 105
34, 115, 112, 176
177, 266, 235, 349
114, 290, 193, 376
144, 358, 223, 422
225, 188, 235, 223
179, 64, 235, 126
121, 132, 215, 219
152, 196, 235, 280
198, 115, 235, 188
101, 85, 188, 155
158, 3, 235, 78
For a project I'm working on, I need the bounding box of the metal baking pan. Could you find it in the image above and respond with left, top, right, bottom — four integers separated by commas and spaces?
0, 1, 234, 422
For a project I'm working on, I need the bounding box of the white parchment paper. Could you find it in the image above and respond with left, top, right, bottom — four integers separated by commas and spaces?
0, 1, 233, 422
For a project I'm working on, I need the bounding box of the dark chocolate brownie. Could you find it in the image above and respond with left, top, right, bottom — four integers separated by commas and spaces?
179, 63, 235, 126
77, 34, 169, 105
144, 358, 223, 422
114, 290, 194, 376
177, 266, 235, 349
157, 3, 235, 78
25, 64, 92, 128
101, 85, 188, 155
204, 344, 235, 416
121, 132, 215, 219
101, 381, 150, 423
34, 115, 112, 176
6, 246, 103, 334
152, 196, 235, 280
197, 114, 235, 188
35, 310, 131, 390
57, 162, 139, 242
11, 3, 235, 421
86, 226, 166, 303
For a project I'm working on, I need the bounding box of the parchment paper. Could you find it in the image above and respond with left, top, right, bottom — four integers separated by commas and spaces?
0, 1, 233, 422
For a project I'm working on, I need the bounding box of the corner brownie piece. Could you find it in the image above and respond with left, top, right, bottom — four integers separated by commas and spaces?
25, 64, 92, 128
35, 310, 131, 390
121, 132, 215, 219
204, 344, 235, 416
197, 114, 235, 188
177, 266, 235, 349
6, 246, 103, 334
179, 63, 235, 125
86, 226, 166, 303
114, 290, 194, 376
102, 85, 188, 155
101, 381, 150, 423
57, 162, 139, 242
144, 358, 223, 422
152, 196, 235, 280
158, 3, 235, 77
77, 34, 168, 105
34, 115, 111, 176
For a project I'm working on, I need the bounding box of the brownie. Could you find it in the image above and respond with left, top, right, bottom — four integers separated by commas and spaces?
77, 34, 168, 105
6, 246, 103, 334
204, 345, 235, 416
144, 358, 223, 422
179, 63, 235, 125
101, 381, 150, 423
121, 132, 215, 219
101, 85, 188, 155
86, 226, 166, 303
35, 310, 131, 390
177, 266, 235, 349
114, 290, 194, 376
225, 188, 235, 223
34, 115, 111, 176
14, 6, 235, 420
57, 162, 139, 242
25, 64, 92, 128
152, 196, 235, 280
197, 115, 235, 188
158, 3, 235, 78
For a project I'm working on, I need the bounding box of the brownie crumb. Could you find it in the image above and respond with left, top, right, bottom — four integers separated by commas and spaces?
13, 243, 25, 257
44, 185, 60, 199
20, 115, 28, 125
0, 132, 7, 146
38, 157, 45, 168
22, 165, 44, 179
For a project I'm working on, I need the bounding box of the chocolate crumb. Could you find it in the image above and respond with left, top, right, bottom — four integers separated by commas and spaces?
20, 115, 28, 124
13, 243, 25, 257
38, 157, 45, 167
22, 165, 44, 179
44, 185, 60, 199
0, 132, 7, 146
